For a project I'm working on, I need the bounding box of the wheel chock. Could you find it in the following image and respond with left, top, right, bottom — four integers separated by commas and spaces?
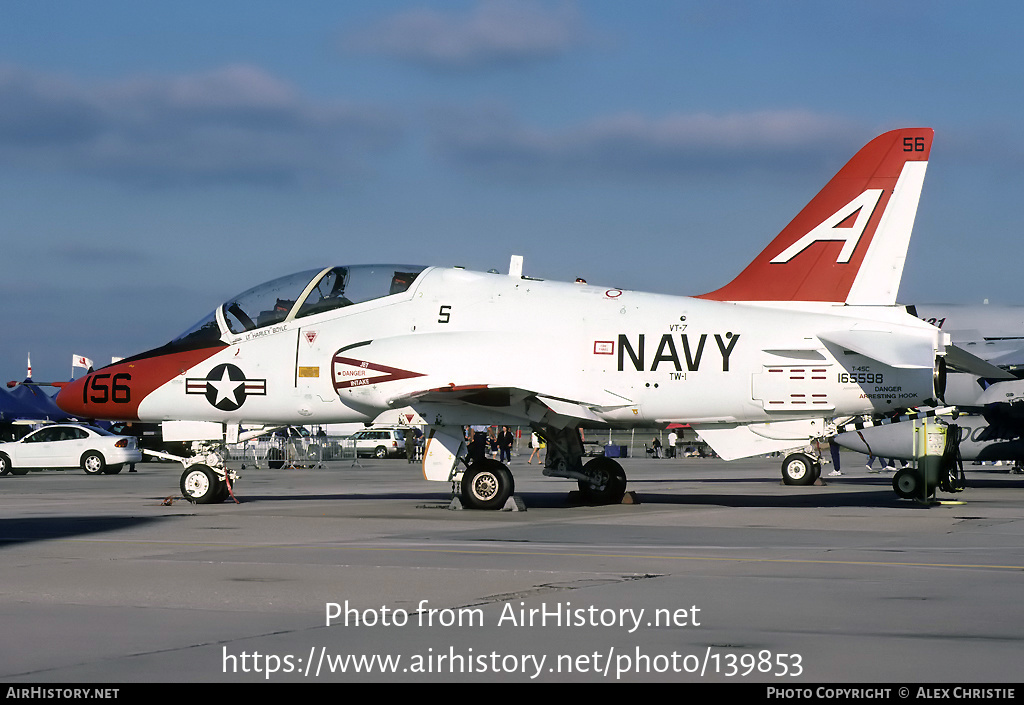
447, 495, 526, 511
502, 496, 526, 512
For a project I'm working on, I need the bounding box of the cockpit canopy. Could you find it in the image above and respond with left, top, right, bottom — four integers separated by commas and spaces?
171, 264, 425, 347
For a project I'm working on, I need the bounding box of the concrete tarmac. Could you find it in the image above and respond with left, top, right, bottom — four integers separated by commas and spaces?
2, 454, 1023, 684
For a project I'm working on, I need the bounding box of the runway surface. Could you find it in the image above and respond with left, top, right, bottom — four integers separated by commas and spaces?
2, 454, 1023, 683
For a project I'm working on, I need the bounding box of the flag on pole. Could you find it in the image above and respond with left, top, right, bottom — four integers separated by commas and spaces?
72, 354, 93, 370
27, 353, 32, 380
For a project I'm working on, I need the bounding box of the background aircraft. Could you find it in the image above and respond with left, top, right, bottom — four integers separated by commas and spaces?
834, 304, 1024, 496
56, 128, 951, 509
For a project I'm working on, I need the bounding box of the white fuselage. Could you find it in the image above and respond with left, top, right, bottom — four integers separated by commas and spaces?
134, 267, 943, 429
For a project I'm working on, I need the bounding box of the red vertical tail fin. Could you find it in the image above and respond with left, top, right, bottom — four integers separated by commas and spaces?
699, 128, 932, 305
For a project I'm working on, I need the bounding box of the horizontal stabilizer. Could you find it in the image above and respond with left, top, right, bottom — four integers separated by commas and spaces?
818, 328, 937, 369
944, 345, 1016, 380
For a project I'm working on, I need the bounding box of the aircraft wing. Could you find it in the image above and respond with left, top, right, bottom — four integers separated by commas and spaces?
388, 384, 634, 426
694, 419, 829, 461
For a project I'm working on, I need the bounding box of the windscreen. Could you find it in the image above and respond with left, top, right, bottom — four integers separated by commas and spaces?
168, 265, 427, 343
295, 265, 425, 319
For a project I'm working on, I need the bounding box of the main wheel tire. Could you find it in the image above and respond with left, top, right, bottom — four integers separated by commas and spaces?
0, 453, 10, 476
578, 457, 628, 504
461, 460, 514, 510
180, 464, 221, 504
781, 453, 816, 486
81, 451, 106, 475
374, 446, 388, 459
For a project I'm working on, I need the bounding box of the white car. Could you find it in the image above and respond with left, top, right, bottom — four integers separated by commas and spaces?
0, 424, 142, 476
349, 428, 406, 458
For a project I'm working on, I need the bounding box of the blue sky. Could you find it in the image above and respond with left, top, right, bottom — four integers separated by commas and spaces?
3, 0, 1023, 381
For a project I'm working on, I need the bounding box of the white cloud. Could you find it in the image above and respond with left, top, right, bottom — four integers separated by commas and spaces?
344, 0, 588, 68
432, 108, 864, 179
0, 64, 400, 187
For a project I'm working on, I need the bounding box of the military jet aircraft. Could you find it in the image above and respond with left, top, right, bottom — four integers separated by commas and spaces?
56, 128, 952, 508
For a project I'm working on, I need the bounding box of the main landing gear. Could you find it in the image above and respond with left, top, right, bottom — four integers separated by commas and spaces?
454, 426, 629, 510
461, 459, 515, 510
539, 426, 628, 505
457, 454, 628, 510
575, 456, 628, 504
780, 453, 821, 486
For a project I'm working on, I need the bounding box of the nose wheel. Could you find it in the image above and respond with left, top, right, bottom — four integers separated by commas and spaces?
180, 464, 230, 504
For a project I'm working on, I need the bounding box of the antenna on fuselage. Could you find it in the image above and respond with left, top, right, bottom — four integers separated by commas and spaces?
509, 255, 523, 278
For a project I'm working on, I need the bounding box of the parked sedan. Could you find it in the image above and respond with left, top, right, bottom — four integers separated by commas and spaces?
0, 424, 142, 475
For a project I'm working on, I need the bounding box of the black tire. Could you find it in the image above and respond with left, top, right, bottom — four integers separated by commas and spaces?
1, 453, 27, 476
893, 468, 929, 500
103, 464, 123, 475
180, 464, 222, 504
374, 446, 388, 459
461, 460, 514, 510
781, 453, 816, 486
214, 479, 230, 503
578, 457, 628, 504
81, 451, 106, 475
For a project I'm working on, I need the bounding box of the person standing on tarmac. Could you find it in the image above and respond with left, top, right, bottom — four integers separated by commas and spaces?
528, 431, 545, 464
498, 426, 514, 464
406, 428, 418, 463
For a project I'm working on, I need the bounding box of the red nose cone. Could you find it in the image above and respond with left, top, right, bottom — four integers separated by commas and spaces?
55, 344, 226, 421
55, 377, 96, 418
